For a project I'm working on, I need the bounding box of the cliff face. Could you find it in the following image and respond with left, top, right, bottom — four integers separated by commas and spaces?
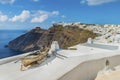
8, 25, 97, 52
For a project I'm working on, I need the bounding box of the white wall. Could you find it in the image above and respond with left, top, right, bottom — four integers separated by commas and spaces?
83, 43, 119, 50
59, 55, 120, 80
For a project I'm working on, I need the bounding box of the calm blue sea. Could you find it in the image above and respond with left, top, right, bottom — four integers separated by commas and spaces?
0, 30, 27, 59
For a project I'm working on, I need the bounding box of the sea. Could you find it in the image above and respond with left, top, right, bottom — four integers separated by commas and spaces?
0, 30, 27, 59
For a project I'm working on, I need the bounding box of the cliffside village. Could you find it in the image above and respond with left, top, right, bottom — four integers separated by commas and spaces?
55, 22, 120, 43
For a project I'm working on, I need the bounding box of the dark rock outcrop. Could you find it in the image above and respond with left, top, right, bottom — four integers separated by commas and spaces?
8, 25, 97, 52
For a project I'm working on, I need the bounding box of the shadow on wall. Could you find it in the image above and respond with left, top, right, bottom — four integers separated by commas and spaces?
83, 43, 119, 50
58, 55, 120, 80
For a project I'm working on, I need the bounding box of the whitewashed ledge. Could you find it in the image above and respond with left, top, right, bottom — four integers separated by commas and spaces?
1, 43, 120, 80
0, 50, 39, 65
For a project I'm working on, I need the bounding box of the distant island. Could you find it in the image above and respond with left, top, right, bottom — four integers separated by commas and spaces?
8, 22, 97, 52
8, 22, 120, 52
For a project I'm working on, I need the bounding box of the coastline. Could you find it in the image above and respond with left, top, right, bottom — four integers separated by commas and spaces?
0, 30, 26, 59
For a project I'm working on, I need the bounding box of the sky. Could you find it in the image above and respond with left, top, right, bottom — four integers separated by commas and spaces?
0, 0, 120, 30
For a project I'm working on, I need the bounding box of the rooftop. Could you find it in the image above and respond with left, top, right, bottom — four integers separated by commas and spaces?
0, 43, 120, 80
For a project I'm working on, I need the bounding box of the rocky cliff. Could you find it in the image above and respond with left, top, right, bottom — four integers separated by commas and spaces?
8, 24, 97, 52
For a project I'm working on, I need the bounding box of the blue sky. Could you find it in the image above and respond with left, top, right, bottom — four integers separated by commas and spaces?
0, 0, 120, 30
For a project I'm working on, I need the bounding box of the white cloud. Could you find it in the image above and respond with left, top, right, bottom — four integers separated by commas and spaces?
0, 0, 15, 4
32, 0, 39, 2
31, 14, 48, 23
61, 15, 66, 18
80, 0, 86, 4
0, 12, 8, 22
51, 21, 56, 24
9, 10, 30, 22
80, 0, 118, 5
31, 10, 59, 23
52, 11, 59, 15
